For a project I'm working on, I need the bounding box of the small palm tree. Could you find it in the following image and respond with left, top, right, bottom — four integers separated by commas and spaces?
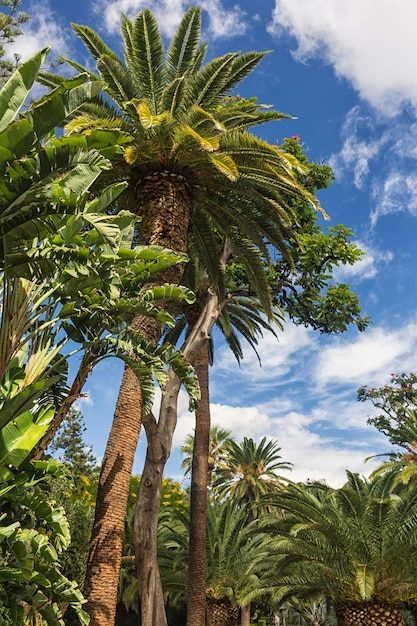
214, 436, 293, 520
181, 424, 234, 483
159, 500, 272, 626
261, 472, 417, 626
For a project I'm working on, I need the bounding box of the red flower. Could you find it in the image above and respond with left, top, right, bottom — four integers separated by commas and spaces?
292, 135, 301, 141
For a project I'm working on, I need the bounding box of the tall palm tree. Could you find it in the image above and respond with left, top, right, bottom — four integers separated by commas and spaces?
164, 253, 283, 626
261, 472, 417, 626
180, 424, 234, 484
40, 7, 321, 624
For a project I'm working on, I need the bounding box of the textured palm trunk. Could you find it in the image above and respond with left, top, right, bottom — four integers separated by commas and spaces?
186, 339, 210, 626
207, 598, 239, 626
84, 173, 192, 626
335, 601, 404, 625
84, 362, 144, 625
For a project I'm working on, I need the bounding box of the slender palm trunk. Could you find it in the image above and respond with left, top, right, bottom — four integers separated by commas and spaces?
84, 174, 192, 626
240, 604, 251, 626
186, 340, 210, 626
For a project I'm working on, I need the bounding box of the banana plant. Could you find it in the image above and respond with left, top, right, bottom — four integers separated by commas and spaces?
0, 51, 199, 624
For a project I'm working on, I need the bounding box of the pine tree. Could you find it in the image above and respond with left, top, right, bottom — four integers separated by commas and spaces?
0, 0, 29, 84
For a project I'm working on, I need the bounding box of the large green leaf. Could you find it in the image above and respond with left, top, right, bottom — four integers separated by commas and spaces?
0, 379, 58, 430
0, 48, 50, 133
0, 404, 55, 468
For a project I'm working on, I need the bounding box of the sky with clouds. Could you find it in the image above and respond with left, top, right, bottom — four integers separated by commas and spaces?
13, 0, 417, 487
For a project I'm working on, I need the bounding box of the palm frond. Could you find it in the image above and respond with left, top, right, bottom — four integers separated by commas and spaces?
130, 9, 165, 111
165, 7, 201, 80
97, 55, 135, 106
72, 22, 122, 64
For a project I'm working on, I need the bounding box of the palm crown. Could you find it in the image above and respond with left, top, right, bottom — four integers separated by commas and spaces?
260, 472, 417, 625
40, 7, 321, 310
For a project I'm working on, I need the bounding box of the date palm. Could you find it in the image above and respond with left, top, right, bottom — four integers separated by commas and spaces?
39, 7, 322, 624
169, 263, 282, 625
214, 436, 293, 521
261, 471, 417, 626
180, 425, 234, 483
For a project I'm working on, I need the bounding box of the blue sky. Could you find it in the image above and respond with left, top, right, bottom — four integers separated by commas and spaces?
12, 0, 417, 486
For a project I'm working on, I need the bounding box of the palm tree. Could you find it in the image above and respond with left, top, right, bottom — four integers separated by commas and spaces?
165, 255, 283, 626
261, 472, 417, 626
39, 7, 322, 624
213, 436, 292, 626
160, 499, 272, 626
214, 436, 293, 521
180, 424, 234, 485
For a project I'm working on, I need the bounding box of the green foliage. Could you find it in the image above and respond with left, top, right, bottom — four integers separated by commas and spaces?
226, 137, 370, 335
259, 472, 417, 608
117, 476, 188, 617
212, 437, 292, 519
0, 51, 200, 625
48, 409, 98, 483
159, 500, 273, 610
358, 372, 417, 479
180, 425, 234, 478
0, 408, 90, 625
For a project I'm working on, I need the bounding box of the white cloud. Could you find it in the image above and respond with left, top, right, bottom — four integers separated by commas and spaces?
199, 0, 247, 39
269, 0, 417, 115
371, 172, 417, 225
96, 0, 247, 39
174, 400, 382, 488
334, 241, 393, 281
315, 322, 417, 386
9, 2, 72, 62
216, 322, 314, 382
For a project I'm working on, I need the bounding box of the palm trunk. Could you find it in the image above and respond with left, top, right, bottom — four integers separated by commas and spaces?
186, 340, 210, 626
240, 604, 251, 626
335, 601, 404, 625
84, 362, 144, 624
207, 598, 239, 626
84, 173, 192, 626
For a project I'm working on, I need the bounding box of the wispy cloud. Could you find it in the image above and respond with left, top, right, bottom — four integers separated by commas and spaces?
95, 0, 247, 39
329, 107, 387, 188
334, 241, 394, 281
330, 106, 417, 225
371, 172, 417, 225
9, 2, 73, 62
269, 0, 417, 115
